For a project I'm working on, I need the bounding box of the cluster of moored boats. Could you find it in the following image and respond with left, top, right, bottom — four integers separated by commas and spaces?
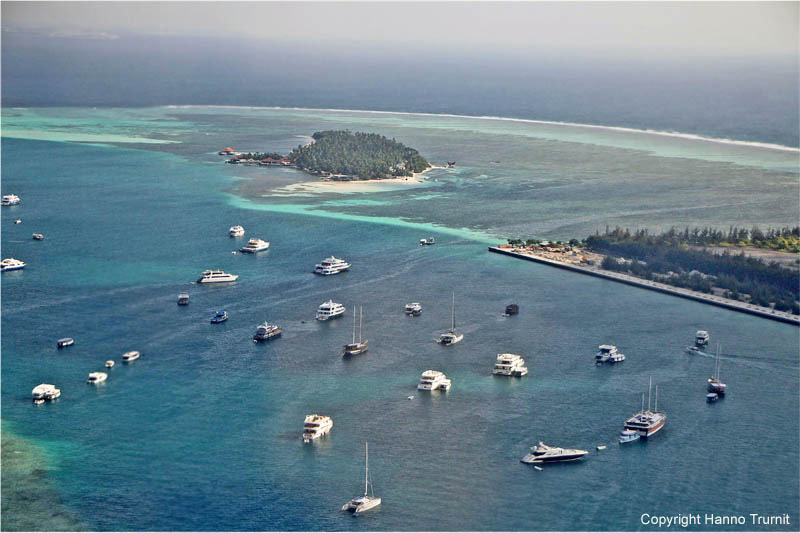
1, 194, 46, 273
685, 330, 728, 402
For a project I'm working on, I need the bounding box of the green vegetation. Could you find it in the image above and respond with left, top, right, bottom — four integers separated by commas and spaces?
594, 225, 799, 253
289, 130, 430, 180
236, 152, 285, 160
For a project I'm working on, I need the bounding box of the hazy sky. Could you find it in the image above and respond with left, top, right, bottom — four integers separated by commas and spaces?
2, 1, 797, 57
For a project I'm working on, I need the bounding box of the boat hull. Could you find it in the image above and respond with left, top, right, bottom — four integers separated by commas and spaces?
521, 452, 587, 464
254, 331, 282, 342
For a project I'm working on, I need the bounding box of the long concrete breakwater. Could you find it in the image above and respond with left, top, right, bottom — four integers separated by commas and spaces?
488, 246, 800, 326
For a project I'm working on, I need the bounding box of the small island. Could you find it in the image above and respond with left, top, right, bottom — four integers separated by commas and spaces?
222, 130, 431, 181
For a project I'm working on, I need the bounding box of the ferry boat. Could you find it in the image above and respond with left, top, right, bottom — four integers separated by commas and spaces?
253, 321, 282, 342
707, 344, 727, 395
229, 225, 245, 237
437, 292, 463, 345
32, 233, 44, 241
210, 310, 228, 324
302, 414, 333, 442
343, 306, 368, 356
31, 384, 60, 401
404, 302, 422, 316
239, 238, 270, 253
1, 194, 21, 206
596, 345, 625, 363
621, 377, 666, 439
196, 270, 239, 283
695, 330, 710, 346
105, 360, 115, 368
419, 237, 435, 245
314, 256, 350, 275
87, 372, 108, 384
1, 258, 26, 272
492, 353, 528, 377
342, 442, 381, 514
122, 351, 140, 363
417, 370, 451, 391
177, 292, 190, 305
520, 442, 588, 464
57, 338, 74, 349
316, 300, 345, 321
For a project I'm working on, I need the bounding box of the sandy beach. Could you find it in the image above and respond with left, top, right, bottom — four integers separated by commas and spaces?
266, 165, 445, 195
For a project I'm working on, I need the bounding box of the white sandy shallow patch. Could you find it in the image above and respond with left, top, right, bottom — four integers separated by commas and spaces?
265, 167, 443, 196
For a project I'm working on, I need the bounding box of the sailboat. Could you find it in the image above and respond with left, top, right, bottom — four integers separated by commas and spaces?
342, 442, 381, 514
619, 377, 666, 441
343, 305, 368, 356
707, 343, 727, 395
436, 292, 463, 345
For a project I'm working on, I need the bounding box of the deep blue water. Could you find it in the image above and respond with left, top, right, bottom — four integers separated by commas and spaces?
1, 106, 799, 531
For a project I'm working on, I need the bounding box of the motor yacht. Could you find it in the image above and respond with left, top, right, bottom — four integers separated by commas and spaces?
87, 372, 108, 384
253, 321, 282, 342
492, 353, 528, 377
1, 258, 26, 272
229, 225, 245, 237
695, 330, 710, 346
404, 302, 422, 316
617, 429, 641, 443
520, 442, 588, 464
196, 270, 239, 283
417, 370, 451, 391
239, 238, 270, 253
31, 384, 60, 401
122, 351, 140, 362
316, 300, 345, 321
105, 360, 115, 368
342, 442, 381, 514
313, 256, 350, 275
177, 292, 190, 305
1, 194, 21, 206
57, 338, 74, 349
32, 233, 44, 241
596, 345, 625, 363
622, 377, 666, 439
437, 292, 463, 345
707, 344, 727, 395
419, 237, 435, 245
302, 414, 333, 442
210, 310, 228, 324
343, 306, 368, 356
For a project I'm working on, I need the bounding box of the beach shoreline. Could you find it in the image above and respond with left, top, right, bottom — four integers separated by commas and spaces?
265, 165, 445, 195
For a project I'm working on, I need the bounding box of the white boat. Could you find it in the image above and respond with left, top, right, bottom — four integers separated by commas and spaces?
31, 384, 60, 401
314, 256, 350, 275
87, 372, 108, 384
57, 338, 74, 349
229, 225, 245, 237
1, 194, 21, 206
14, 219, 21, 224
596, 345, 625, 363
621, 377, 666, 439
342, 442, 381, 514
707, 343, 727, 395
685, 346, 702, 354
343, 305, 368, 356
419, 237, 435, 245
404, 302, 422, 316
521, 442, 588, 464
253, 321, 282, 342
239, 238, 270, 253
695, 330, 710, 346
417, 370, 451, 391
1, 258, 26, 272
302, 414, 333, 442
121, 350, 140, 362
196, 270, 239, 283
492, 353, 528, 377
437, 292, 463, 345
316, 300, 345, 321
32, 233, 44, 240
177, 292, 190, 305
105, 360, 115, 368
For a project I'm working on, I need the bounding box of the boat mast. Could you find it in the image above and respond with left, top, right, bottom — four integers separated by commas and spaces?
359, 305, 363, 344
352, 306, 357, 344
641, 392, 645, 413
451, 291, 456, 331
655, 385, 658, 412
364, 441, 369, 497
647, 376, 652, 411
715, 343, 721, 380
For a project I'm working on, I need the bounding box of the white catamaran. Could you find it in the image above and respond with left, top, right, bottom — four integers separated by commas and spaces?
342, 442, 381, 514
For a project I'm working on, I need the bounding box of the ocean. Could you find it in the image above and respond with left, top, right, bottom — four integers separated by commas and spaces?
1, 106, 798, 531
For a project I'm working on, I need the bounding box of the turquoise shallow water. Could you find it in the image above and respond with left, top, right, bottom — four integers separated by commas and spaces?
1, 108, 799, 531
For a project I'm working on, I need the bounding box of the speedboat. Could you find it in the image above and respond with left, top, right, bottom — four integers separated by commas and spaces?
105, 360, 115, 368
14, 219, 21, 224
1, 258, 26, 272
436, 292, 463, 345
685, 346, 701, 354
229, 225, 245, 237
210, 310, 228, 324
492, 353, 528, 377
31, 384, 60, 401
342, 442, 381, 514
622, 377, 666, 439
343, 306, 368, 356
404, 302, 422, 316
122, 351, 140, 362
618, 429, 641, 443
196, 270, 239, 283
253, 321, 282, 342
419, 237, 435, 245
57, 338, 74, 349
313, 256, 350, 275
706, 392, 719, 402
316, 300, 345, 321
521, 442, 588, 464
1, 194, 21, 206
177, 292, 190, 305
596, 345, 625, 363
302, 414, 333, 442
87, 372, 108, 384
417, 370, 451, 391
239, 238, 270, 253
32, 233, 44, 240
695, 330, 710, 346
